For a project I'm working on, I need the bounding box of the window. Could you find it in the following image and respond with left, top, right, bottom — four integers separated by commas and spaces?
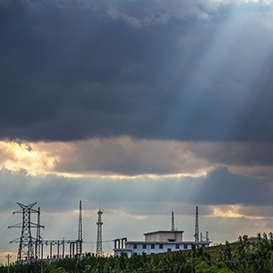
143, 244, 146, 249
159, 244, 163, 249
151, 244, 155, 249
184, 244, 188, 250
168, 248, 172, 252
176, 244, 179, 249
133, 244, 137, 249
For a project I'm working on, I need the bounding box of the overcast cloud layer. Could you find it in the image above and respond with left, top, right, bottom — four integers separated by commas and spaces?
1, 0, 273, 141
1, 0, 273, 263
0, 167, 271, 210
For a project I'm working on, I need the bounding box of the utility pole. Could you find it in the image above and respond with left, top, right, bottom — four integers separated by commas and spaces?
8, 202, 45, 261
78, 200, 83, 256
194, 206, 199, 242
96, 201, 103, 255
6, 254, 11, 273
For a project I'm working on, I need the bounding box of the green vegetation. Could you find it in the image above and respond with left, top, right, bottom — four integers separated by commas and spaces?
2, 232, 273, 272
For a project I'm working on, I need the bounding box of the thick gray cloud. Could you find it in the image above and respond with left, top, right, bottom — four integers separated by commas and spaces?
1, 139, 269, 177
0, 166, 272, 213
0, 0, 273, 141
50, 140, 273, 176
196, 166, 273, 206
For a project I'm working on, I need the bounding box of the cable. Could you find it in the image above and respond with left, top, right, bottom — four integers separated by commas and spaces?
40, 215, 63, 239
0, 242, 11, 252
0, 213, 13, 232
42, 226, 52, 240
84, 240, 114, 244
0, 203, 17, 231
0, 228, 9, 239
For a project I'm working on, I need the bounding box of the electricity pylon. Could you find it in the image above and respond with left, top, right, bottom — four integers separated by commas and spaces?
9, 202, 44, 261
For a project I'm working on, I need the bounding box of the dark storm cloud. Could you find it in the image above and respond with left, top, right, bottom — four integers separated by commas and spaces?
1, 166, 272, 214
195, 166, 273, 206
1, 1, 273, 141
190, 142, 273, 171
38, 140, 273, 177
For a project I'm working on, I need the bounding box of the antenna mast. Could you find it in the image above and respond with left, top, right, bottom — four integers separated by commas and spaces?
78, 200, 83, 256
96, 201, 103, 255
194, 206, 199, 242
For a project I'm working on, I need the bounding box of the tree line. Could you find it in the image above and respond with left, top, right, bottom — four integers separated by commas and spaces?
1, 232, 273, 272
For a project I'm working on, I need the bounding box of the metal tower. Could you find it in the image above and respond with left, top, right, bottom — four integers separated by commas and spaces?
96, 202, 103, 255
194, 206, 199, 242
78, 200, 83, 256
35, 207, 42, 259
9, 202, 44, 261
171, 211, 175, 231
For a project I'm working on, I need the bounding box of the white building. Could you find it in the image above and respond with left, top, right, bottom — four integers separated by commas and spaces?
114, 230, 210, 258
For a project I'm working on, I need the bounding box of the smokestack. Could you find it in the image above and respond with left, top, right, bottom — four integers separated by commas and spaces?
171, 211, 175, 231
194, 206, 199, 242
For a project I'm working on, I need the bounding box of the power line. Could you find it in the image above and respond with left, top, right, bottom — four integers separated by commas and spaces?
0, 213, 13, 232
84, 240, 114, 244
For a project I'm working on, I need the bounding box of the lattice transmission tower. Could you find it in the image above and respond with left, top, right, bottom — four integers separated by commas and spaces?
194, 206, 199, 242
35, 207, 42, 259
77, 200, 83, 256
96, 202, 103, 255
9, 202, 44, 261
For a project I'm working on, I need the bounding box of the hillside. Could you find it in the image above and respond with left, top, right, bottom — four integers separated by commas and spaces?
157, 241, 239, 259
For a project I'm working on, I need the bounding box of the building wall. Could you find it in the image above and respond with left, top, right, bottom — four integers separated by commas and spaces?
145, 232, 183, 242
126, 243, 186, 255
114, 241, 210, 257
125, 242, 210, 255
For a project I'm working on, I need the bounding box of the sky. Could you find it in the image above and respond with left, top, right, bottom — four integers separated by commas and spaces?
1, 0, 273, 264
